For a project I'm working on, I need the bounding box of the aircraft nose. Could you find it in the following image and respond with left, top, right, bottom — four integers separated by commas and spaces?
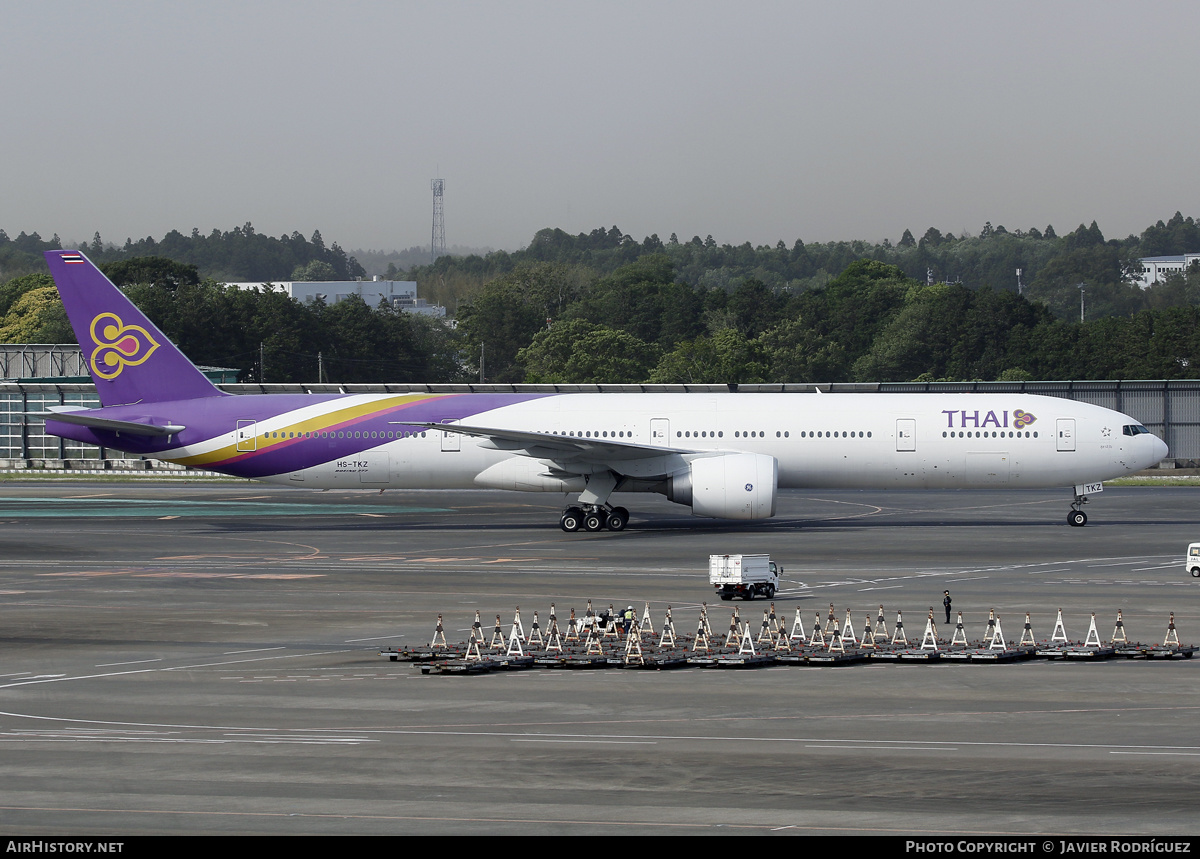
1153, 434, 1169, 463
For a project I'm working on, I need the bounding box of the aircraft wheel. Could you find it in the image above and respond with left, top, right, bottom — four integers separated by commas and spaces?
1068, 510, 1087, 527
605, 510, 628, 532
583, 512, 605, 532
561, 508, 583, 532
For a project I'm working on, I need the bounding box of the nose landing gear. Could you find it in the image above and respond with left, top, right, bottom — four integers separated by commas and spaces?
1068, 489, 1089, 527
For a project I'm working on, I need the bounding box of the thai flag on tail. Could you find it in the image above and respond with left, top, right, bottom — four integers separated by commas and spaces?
60, 252, 85, 264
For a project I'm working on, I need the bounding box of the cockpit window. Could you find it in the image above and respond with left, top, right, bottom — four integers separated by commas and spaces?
1122, 424, 1150, 436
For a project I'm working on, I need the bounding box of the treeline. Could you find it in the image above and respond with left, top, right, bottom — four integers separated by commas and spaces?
456, 258, 1200, 385
355, 244, 495, 279
0, 224, 365, 283
5, 212, 1200, 322
412, 213, 1200, 323
1, 253, 1196, 385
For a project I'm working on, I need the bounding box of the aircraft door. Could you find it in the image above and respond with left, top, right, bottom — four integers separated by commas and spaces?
1056, 418, 1076, 452
359, 450, 390, 483
896, 419, 916, 451
650, 418, 670, 447
236, 420, 257, 452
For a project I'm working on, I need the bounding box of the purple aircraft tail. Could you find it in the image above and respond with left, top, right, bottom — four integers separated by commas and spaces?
43, 250, 227, 406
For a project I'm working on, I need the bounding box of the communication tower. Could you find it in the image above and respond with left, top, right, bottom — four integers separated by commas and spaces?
431, 178, 446, 262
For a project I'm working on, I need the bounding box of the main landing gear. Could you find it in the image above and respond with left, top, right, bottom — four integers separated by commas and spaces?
1068, 490, 1089, 527
560, 471, 629, 533
560, 504, 629, 533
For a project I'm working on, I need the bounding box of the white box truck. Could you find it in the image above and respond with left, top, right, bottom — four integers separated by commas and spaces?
710, 554, 781, 600
1187, 543, 1200, 578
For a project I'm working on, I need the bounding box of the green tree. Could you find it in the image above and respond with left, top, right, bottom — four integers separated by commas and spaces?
996, 368, 1033, 382
456, 263, 587, 382
649, 329, 767, 384
727, 278, 785, 336
0, 286, 72, 342
850, 283, 1053, 381
564, 255, 688, 346
0, 273, 54, 318
758, 319, 848, 382
517, 319, 657, 383
101, 257, 200, 290
291, 259, 338, 281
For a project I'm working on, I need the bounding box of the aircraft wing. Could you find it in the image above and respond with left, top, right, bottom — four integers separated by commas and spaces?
393, 421, 695, 464
41, 406, 186, 438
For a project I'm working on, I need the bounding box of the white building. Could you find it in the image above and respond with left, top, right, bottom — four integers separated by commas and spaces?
1134, 254, 1200, 289
223, 276, 446, 317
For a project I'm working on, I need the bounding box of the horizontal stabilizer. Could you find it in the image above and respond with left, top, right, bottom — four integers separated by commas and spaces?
42, 406, 185, 437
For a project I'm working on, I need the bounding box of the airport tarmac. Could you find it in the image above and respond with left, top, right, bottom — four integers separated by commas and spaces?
0, 481, 1197, 836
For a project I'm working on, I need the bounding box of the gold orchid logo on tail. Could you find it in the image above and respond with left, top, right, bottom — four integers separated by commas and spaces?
89, 312, 160, 380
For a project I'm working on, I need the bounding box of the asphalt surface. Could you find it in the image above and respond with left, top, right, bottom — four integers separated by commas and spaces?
0, 482, 1197, 836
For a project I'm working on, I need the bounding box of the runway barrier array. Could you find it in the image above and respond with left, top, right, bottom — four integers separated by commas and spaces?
381, 602, 1195, 674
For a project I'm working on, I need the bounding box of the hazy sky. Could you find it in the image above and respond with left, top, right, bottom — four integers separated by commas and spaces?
4, 1, 1198, 253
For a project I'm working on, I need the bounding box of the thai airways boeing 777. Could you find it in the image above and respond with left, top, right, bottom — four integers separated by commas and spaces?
40, 250, 1167, 532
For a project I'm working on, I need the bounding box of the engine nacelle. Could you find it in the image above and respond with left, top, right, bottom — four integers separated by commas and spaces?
667, 453, 778, 520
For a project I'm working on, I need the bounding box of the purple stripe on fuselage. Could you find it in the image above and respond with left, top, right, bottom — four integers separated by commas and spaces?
44, 392, 552, 476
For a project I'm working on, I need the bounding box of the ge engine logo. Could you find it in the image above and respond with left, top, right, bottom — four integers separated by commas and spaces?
745, 483, 753, 492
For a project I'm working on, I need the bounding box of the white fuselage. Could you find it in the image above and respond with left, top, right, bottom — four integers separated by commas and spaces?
244, 393, 1165, 493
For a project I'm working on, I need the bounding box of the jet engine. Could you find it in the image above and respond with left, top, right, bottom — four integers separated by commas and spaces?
666, 452, 778, 519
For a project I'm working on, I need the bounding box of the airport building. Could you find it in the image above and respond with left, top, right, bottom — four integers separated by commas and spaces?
222, 277, 446, 317
1134, 254, 1200, 289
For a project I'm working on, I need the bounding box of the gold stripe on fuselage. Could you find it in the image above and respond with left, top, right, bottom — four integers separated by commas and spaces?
168, 393, 444, 468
